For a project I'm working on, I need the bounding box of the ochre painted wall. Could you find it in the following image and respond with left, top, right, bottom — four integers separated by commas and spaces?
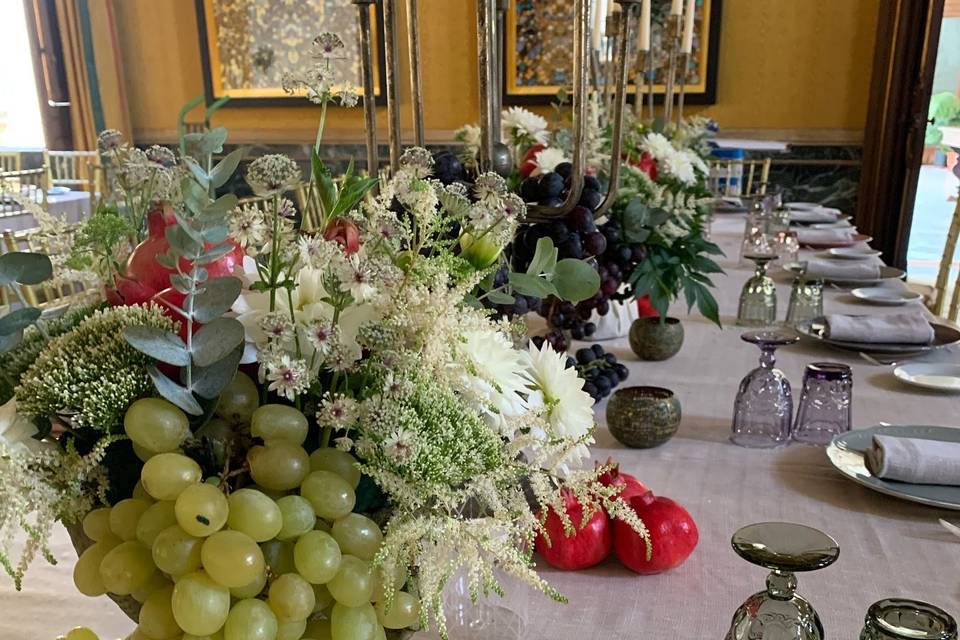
114, 0, 879, 145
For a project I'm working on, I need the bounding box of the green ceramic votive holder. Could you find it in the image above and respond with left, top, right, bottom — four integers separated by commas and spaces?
606, 386, 681, 449
629, 317, 684, 361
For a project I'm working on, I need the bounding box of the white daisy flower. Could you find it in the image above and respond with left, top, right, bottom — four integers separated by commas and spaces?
0, 399, 47, 454
531, 147, 569, 177
501, 107, 549, 147
456, 329, 532, 436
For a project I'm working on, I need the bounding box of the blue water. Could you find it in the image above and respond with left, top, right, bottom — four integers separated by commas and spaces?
906, 165, 959, 285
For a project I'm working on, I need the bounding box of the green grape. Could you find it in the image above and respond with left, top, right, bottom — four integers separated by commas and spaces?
374, 623, 386, 640
275, 495, 315, 541
81, 507, 112, 542
133, 442, 160, 462
152, 525, 203, 577
201, 530, 265, 588
183, 632, 224, 640
215, 371, 259, 425
142, 453, 202, 501
175, 482, 228, 537
293, 531, 341, 584
63, 628, 99, 640
132, 481, 153, 502
299, 471, 355, 521
227, 489, 283, 542
224, 598, 278, 640
98, 540, 156, 595
250, 485, 287, 500
131, 571, 172, 603
277, 619, 307, 640
109, 498, 151, 541
330, 602, 378, 640
330, 514, 382, 562
374, 592, 420, 630
327, 555, 373, 607
268, 573, 315, 622
248, 442, 310, 491
138, 585, 181, 640
251, 404, 309, 445
125, 398, 190, 453
230, 570, 267, 599
196, 418, 235, 467
312, 583, 334, 612
260, 539, 297, 576
171, 571, 230, 636
73, 542, 110, 596
136, 501, 178, 547
303, 617, 333, 640
308, 449, 361, 489
369, 565, 405, 603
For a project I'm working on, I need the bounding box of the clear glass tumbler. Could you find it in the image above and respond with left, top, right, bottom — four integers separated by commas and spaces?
792, 363, 853, 445
860, 599, 958, 640
738, 254, 778, 327
731, 330, 799, 448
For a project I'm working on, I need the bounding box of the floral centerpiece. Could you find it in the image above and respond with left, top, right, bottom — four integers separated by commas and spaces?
0, 33, 652, 640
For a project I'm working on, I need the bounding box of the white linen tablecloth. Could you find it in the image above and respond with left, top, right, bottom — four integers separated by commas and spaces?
2, 214, 959, 640
0, 190, 91, 232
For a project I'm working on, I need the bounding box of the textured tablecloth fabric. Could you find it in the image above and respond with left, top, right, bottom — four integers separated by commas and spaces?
866, 435, 960, 485
3, 214, 960, 640
825, 312, 935, 344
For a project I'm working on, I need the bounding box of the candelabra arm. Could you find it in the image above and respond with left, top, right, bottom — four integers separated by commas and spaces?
595, 0, 640, 218
382, 0, 402, 173
476, 0, 499, 172
405, 0, 425, 146
663, 14, 681, 124
353, 0, 379, 185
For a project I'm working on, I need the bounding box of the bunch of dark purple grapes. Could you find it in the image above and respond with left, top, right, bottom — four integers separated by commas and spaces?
567, 345, 630, 402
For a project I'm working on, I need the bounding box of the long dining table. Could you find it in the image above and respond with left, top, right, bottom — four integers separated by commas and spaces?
2, 213, 960, 640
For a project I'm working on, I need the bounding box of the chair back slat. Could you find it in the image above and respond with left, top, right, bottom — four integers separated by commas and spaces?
1, 226, 97, 309
708, 158, 772, 197
0, 168, 47, 218
44, 150, 100, 193
0, 152, 22, 173
295, 182, 324, 232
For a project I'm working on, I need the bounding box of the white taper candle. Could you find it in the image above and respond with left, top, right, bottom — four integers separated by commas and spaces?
670, 0, 682, 16
639, 0, 651, 51
681, 0, 696, 53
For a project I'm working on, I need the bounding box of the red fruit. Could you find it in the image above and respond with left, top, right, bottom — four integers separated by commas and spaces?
323, 217, 360, 255
627, 152, 658, 182
614, 492, 698, 575
596, 458, 649, 503
535, 491, 612, 571
105, 274, 157, 306
518, 143, 547, 178
637, 295, 659, 319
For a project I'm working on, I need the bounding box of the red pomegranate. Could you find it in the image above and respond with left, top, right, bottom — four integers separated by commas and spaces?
613, 492, 698, 575
535, 491, 612, 571
637, 295, 659, 319
628, 152, 659, 182
596, 459, 649, 503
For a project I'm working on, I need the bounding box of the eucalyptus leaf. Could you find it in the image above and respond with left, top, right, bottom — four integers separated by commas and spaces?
462, 293, 482, 309
191, 344, 243, 399
0, 307, 41, 335
148, 365, 203, 415
191, 317, 244, 367
525, 237, 558, 277
209, 148, 244, 189
155, 252, 177, 269
553, 259, 601, 303
197, 242, 235, 264
486, 290, 516, 305
123, 325, 190, 366
181, 178, 209, 216
183, 157, 209, 189
174, 211, 204, 245
0, 252, 53, 285
191, 277, 241, 323
200, 127, 228, 156
166, 223, 202, 257
509, 272, 557, 298
202, 193, 239, 220
194, 267, 209, 283
201, 225, 229, 244
170, 274, 192, 294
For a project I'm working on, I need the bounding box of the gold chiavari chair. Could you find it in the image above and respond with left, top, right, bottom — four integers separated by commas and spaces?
183, 121, 206, 135
2, 226, 94, 310
709, 157, 772, 197
929, 190, 960, 322
295, 182, 324, 232
0, 168, 47, 219
43, 150, 102, 194
0, 151, 22, 173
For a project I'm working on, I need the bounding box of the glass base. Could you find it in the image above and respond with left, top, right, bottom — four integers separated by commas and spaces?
792, 429, 840, 446
414, 603, 525, 640
731, 433, 788, 449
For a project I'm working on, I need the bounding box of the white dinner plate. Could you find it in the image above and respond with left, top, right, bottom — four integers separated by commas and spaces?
783, 262, 904, 286
826, 247, 883, 260
851, 287, 923, 305
894, 363, 960, 392
786, 201, 820, 210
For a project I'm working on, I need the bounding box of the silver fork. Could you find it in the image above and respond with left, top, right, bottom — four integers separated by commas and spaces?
858, 352, 899, 367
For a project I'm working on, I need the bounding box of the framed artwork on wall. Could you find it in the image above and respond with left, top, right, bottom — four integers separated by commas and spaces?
505, 0, 722, 104
195, 0, 386, 106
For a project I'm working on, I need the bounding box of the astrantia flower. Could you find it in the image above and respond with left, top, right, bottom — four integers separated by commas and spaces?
399, 147, 435, 178
338, 87, 360, 108
531, 147, 569, 177
305, 320, 337, 358
259, 312, 295, 343
338, 254, 377, 302
317, 393, 358, 430
313, 33, 345, 59
230, 204, 268, 249
523, 340, 595, 461
145, 145, 177, 168
501, 107, 549, 148
0, 399, 46, 454
97, 129, 124, 151
264, 354, 310, 400
246, 154, 301, 197
473, 172, 507, 206
384, 427, 417, 463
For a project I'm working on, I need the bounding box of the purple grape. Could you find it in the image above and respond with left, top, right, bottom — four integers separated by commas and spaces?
584, 322, 597, 337
601, 278, 619, 295
568, 206, 595, 232
583, 175, 601, 192
521, 177, 542, 202
540, 173, 565, 198
555, 162, 573, 179
584, 232, 607, 256
579, 189, 602, 211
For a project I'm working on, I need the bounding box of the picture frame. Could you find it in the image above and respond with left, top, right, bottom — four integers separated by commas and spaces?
505, 0, 722, 105
194, 0, 387, 107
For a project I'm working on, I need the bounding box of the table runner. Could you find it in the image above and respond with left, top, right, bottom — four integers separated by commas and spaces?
2, 214, 958, 639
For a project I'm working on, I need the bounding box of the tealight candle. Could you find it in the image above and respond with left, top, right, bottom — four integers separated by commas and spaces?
681, 0, 696, 53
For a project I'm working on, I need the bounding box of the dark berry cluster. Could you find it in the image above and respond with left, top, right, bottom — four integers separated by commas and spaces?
567, 345, 630, 402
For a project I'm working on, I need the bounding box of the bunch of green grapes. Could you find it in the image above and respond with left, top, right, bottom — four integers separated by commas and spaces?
73, 374, 419, 640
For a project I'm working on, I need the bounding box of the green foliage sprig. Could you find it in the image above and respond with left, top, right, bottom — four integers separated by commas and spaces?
0, 252, 54, 355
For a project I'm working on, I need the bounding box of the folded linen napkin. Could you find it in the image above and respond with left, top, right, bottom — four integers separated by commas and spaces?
804, 258, 881, 281
824, 312, 935, 344
797, 228, 855, 246
790, 207, 840, 223
865, 434, 960, 485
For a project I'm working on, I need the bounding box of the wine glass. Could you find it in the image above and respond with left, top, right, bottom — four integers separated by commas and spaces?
726, 522, 839, 640
731, 329, 799, 448
738, 254, 778, 327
